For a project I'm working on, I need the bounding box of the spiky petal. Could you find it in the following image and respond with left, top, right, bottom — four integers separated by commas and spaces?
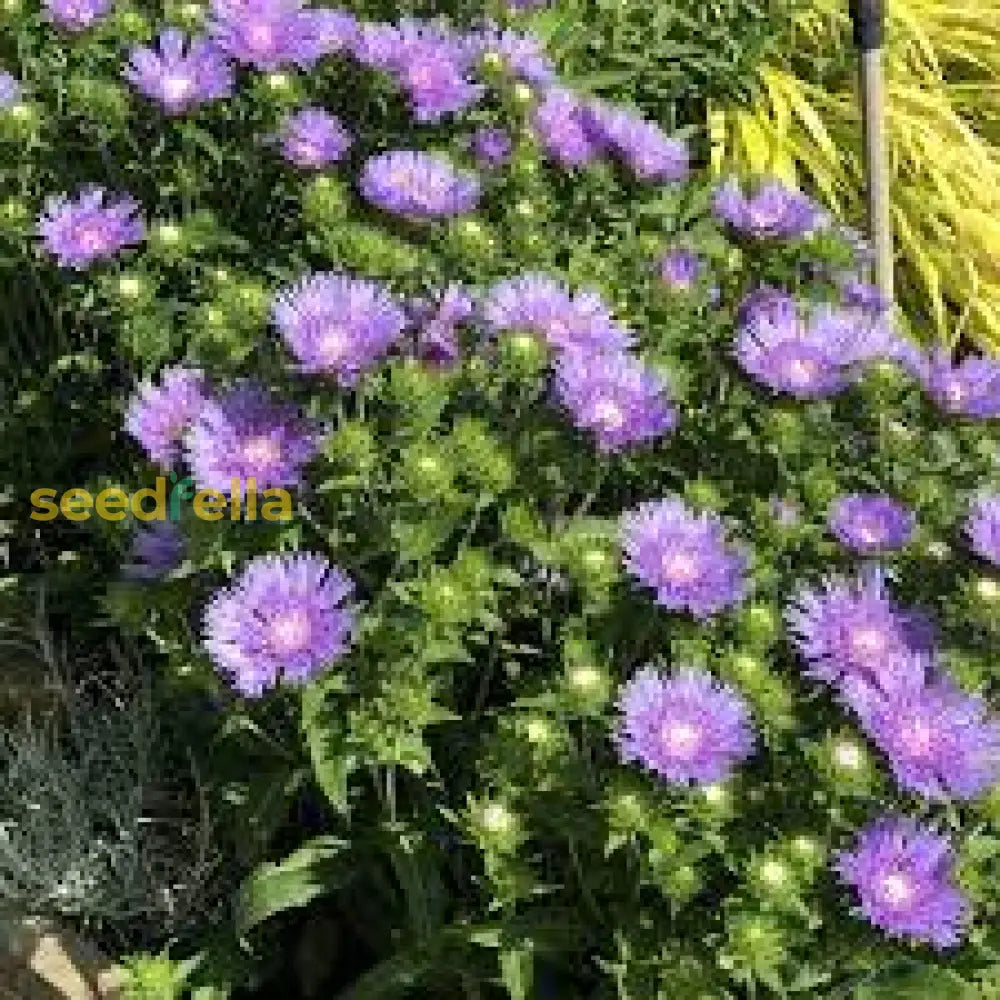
835, 816, 971, 949
621, 497, 748, 619
532, 87, 602, 168
125, 365, 209, 467
44, 0, 112, 31
203, 552, 356, 696
272, 272, 408, 383
714, 178, 823, 240
278, 106, 352, 168
37, 187, 145, 270
359, 150, 480, 218
966, 495, 1000, 567
616, 666, 755, 785
910, 348, 1000, 419
584, 101, 688, 182
207, 0, 325, 70
828, 494, 915, 554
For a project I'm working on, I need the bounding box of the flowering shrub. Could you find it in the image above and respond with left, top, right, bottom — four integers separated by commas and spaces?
7, 0, 1000, 996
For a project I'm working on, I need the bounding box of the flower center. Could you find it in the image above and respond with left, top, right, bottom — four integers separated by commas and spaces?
857, 523, 883, 545
247, 22, 275, 51
243, 434, 282, 468
785, 356, 819, 385
662, 720, 700, 756
270, 609, 312, 653
593, 399, 624, 430
162, 73, 194, 101
292, 139, 322, 164
849, 626, 886, 656
943, 380, 966, 407
318, 324, 348, 361
662, 550, 699, 583
880, 872, 913, 906
901, 717, 934, 756
75, 222, 108, 251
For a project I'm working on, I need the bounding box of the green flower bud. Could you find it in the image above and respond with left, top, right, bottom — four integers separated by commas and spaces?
302, 175, 352, 226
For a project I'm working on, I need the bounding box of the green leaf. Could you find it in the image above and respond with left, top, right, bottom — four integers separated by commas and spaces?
301, 676, 355, 813
852, 962, 975, 1000
499, 947, 534, 1000
234, 835, 350, 935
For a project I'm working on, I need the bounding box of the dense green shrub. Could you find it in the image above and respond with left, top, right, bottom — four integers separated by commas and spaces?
6, 2, 1000, 999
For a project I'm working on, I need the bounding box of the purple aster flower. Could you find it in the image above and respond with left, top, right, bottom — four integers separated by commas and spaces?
203, 552, 355, 697
469, 127, 512, 168
658, 249, 703, 292
309, 7, 357, 55
835, 816, 971, 949
278, 106, 352, 168
967, 495, 1000, 566
272, 272, 407, 383
208, 0, 322, 70
125, 365, 209, 467
852, 667, 1000, 801
37, 187, 144, 270
353, 19, 482, 122
532, 87, 602, 168
474, 26, 555, 84
735, 286, 798, 329
840, 277, 891, 317
125, 30, 234, 115
829, 494, 916, 554
0, 71, 21, 109
786, 567, 936, 701
409, 284, 475, 366
616, 666, 755, 785
714, 178, 822, 240
553, 350, 677, 452
911, 348, 1000, 419
360, 150, 480, 218
621, 497, 748, 619
584, 102, 688, 182
185, 382, 319, 497
44, 0, 112, 31
735, 303, 895, 399
483, 273, 634, 355
123, 521, 185, 581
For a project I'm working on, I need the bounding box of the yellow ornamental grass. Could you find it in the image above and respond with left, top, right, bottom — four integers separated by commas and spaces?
712, 0, 1000, 351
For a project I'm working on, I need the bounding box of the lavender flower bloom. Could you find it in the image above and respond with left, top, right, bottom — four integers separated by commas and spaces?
714, 178, 822, 240
125, 365, 209, 467
125, 30, 234, 115
554, 350, 677, 452
185, 382, 319, 497
828, 494, 916, 554
309, 7, 357, 55
621, 497, 748, 619
0, 71, 21, 108
835, 817, 971, 949
410, 284, 475, 366
841, 277, 891, 316
272, 272, 407, 383
658, 249, 702, 292
911, 348, 1000, 419
786, 568, 936, 701
37, 188, 145, 270
532, 87, 602, 168
208, 0, 322, 70
469, 127, 512, 168
483, 273, 634, 355
123, 521, 185, 581
616, 667, 755, 785
278, 106, 352, 168
735, 286, 798, 329
967, 495, 1000, 566
474, 26, 555, 84
735, 303, 894, 399
44, 0, 112, 31
584, 102, 688, 182
360, 151, 480, 218
852, 668, 1000, 801
203, 552, 356, 696
355, 19, 483, 122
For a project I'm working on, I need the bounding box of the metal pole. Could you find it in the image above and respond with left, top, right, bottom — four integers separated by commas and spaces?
850, 0, 893, 304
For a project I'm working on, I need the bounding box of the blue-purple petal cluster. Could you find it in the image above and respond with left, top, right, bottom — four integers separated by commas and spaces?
714, 178, 823, 240
469, 127, 512, 168
37, 187, 145, 270
203, 553, 356, 696
828, 494, 916, 554
553, 350, 677, 452
483, 273, 633, 356
910, 348, 1000, 419
0, 71, 21, 108
185, 382, 319, 497
658, 249, 703, 292
208, 0, 325, 70
278, 106, 352, 168
272, 272, 408, 382
532, 88, 603, 168
836, 817, 970, 949
474, 26, 555, 85
123, 521, 185, 581
966, 495, 1000, 566
125, 31, 234, 115
409, 284, 475, 367
621, 497, 748, 619
125, 365, 209, 468
616, 667, 755, 785
45, 0, 111, 31
360, 150, 480, 218
584, 101, 689, 182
